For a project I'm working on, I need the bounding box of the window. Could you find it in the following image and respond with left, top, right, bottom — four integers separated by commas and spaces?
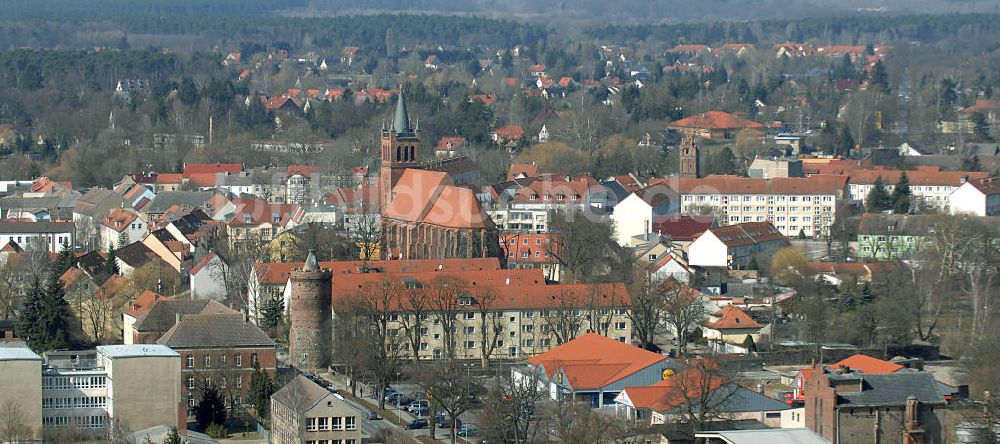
419, 327, 429, 335
615, 321, 627, 330
648, 254, 657, 261
186, 355, 194, 368
204, 355, 211, 368
464, 326, 475, 334
522, 339, 534, 347
345, 416, 356, 430
465, 341, 476, 349
332, 417, 342, 430
420, 342, 429, 351
235, 375, 242, 388
220, 377, 227, 388
251, 353, 258, 366
522, 310, 534, 318
318, 417, 330, 431
521, 325, 534, 333
463, 312, 475, 320
187, 376, 195, 390
219, 355, 226, 366
306, 418, 318, 431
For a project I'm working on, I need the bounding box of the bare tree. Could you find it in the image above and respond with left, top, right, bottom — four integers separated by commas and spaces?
658, 359, 738, 431
628, 269, 668, 350
85, 292, 125, 344
426, 276, 466, 359
397, 285, 431, 362
0, 255, 24, 320
353, 277, 406, 410
551, 401, 636, 444
661, 278, 706, 356
332, 298, 369, 398
352, 206, 382, 264
541, 289, 587, 345
413, 360, 486, 444
477, 366, 549, 443
0, 400, 33, 442
474, 288, 507, 369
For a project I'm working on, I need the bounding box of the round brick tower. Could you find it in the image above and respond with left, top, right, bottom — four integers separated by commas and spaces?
288, 250, 332, 370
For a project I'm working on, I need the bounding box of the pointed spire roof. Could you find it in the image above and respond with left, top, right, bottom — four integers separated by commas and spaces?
303, 249, 319, 271
392, 89, 413, 135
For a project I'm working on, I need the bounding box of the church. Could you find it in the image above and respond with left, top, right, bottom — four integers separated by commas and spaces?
379, 92, 500, 260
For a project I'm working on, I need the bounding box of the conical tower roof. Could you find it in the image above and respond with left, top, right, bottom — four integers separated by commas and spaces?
303, 249, 319, 271
392, 89, 413, 135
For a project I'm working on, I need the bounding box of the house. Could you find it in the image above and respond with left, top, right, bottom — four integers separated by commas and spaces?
492, 125, 525, 145
949, 176, 1000, 216
804, 367, 947, 443
515, 333, 681, 408
271, 375, 366, 444
687, 222, 787, 269
529, 64, 547, 77
0, 221, 75, 253
715, 44, 757, 56
434, 137, 466, 158
223, 51, 241, 66
157, 313, 276, 424
341, 46, 360, 65
0, 347, 43, 440
468, 93, 496, 106
424, 54, 439, 69
100, 208, 147, 250
225, 198, 303, 250
610, 183, 680, 246
285, 165, 318, 204
702, 306, 767, 352
856, 214, 936, 260
667, 111, 765, 139
73, 188, 126, 248
615, 364, 790, 425
189, 252, 226, 301
650, 215, 714, 247
123, 296, 232, 344
805, 262, 886, 286
653, 175, 847, 238
501, 232, 561, 281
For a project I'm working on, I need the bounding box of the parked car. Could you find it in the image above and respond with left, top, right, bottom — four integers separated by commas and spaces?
411, 406, 430, 417
406, 419, 428, 430
367, 411, 381, 421
386, 392, 412, 407
458, 424, 479, 437
406, 400, 429, 414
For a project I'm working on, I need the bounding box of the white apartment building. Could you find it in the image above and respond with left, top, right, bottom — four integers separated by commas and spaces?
846, 169, 988, 211
654, 176, 846, 238
949, 177, 1000, 216
488, 207, 549, 232
0, 221, 75, 252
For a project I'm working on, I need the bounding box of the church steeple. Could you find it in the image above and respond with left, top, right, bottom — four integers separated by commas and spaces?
392, 89, 413, 135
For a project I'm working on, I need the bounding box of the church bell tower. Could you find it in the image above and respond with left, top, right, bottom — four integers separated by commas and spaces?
679, 132, 700, 179
380, 90, 421, 210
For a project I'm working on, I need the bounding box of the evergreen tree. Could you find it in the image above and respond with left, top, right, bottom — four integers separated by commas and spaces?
971, 112, 993, 142
869, 60, 890, 94
837, 127, 855, 157
837, 287, 856, 313
860, 282, 876, 305
106, 245, 120, 276
54, 242, 75, 276
259, 297, 284, 330
963, 155, 985, 172
195, 386, 227, 430
865, 177, 892, 213
117, 230, 131, 249
891, 171, 912, 214
249, 363, 275, 419
16, 278, 44, 351
38, 273, 72, 351
178, 77, 200, 106
855, 302, 878, 347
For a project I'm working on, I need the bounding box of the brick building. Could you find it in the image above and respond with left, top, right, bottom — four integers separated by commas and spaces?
156, 313, 276, 424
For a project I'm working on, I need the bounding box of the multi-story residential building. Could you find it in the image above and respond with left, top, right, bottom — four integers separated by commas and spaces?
327, 268, 633, 360
40, 345, 181, 435
226, 198, 303, 250
687, 222, 788, 268
271, 375, 365, 444
156, 313, 276, 423
99, 208, 147, 250
845, 168, 987, 211
856, 214, 935, 260
949, 176, 1000, 216
0, 221, 76, 252
500, 232, 561, 281
653, 175, 847, 238
0, 346, 44, 441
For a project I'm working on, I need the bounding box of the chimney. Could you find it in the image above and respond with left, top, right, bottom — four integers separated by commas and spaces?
903, 396, 922, 444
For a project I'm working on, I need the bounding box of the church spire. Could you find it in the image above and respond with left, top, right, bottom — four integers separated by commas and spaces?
392, 88, 413, 135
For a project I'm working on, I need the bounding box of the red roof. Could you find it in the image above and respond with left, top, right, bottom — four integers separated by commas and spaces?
286, 165, 318, 178
829, 354, 904, 374
701, 222, 786, 248
254, 257, 502, 286
468, 94, 496, 106
651, 215, 714, 241
494, 125, 525, 141
528, 333, 668, 390
620, 365, 725, 412
183, 163, 243, 176
507, 163, 539, 180
102, 208, 140, 232
383, 169, 490, 229
668, 111, 764, 130
125, 290, 165, 318
847, 168, 988, 186
435, 137, 466, 152
706, 305, 762, 329
156, 173, 184, 184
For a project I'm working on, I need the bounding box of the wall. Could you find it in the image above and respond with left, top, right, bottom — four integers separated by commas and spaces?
611, 195, 651, 246
836, 405, 943, 444
0, 357, 43, 440
106, 354, 181, 432
688, 232, 728, 267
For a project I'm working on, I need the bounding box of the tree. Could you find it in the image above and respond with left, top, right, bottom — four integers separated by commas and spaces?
768, 247, 808, 285
162, 427, 182, 444
413, 360, 486, 444
661, 279, 706, 356
18, 272, 72, 353
178, 77, 200, 106
258, 295, 283, 330
869, 60, 890, 94
864, 177, 892, 213
477, 366, 549, 443
660, 359, 737, 432
0, 400, 32, 443
732, 128, 766, 159
117, 230, 131, 250
53, 242, 75, 277
891, 171, 912, 214
105, 245, 120, 276
195, 385, 227, 431
352, 277, 406, 410
516, 141, 589, 176
547, 210, 621, 283
627, 271, 669, 351
474, 289, 506, 369
249, 363, 275, 419
837, 126, 855, 157
970, 112, 993, 142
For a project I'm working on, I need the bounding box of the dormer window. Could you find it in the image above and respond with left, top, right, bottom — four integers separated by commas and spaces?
243, 214, 252, 223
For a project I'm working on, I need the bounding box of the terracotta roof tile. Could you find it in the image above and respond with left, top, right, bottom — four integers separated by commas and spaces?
829, 354, 904, 374
706, 305, 762, 329
183, 163, 243, 176
528, 333, 668, 390
668, 111, 764, 130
